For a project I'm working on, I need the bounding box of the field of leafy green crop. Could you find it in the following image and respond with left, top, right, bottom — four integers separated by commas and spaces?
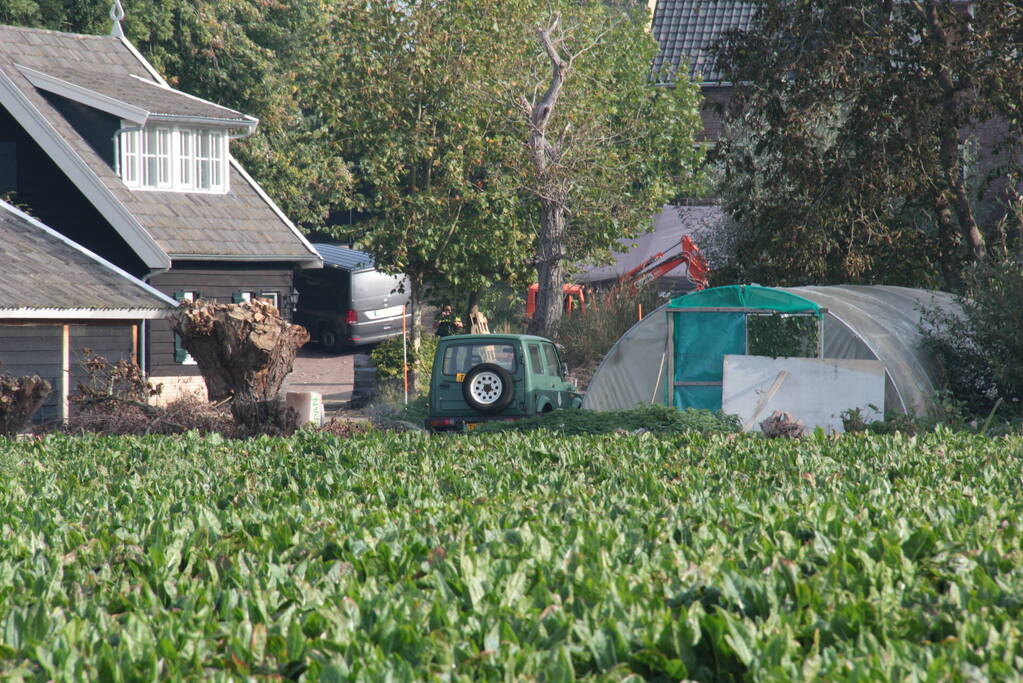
1, 429, 1022, 680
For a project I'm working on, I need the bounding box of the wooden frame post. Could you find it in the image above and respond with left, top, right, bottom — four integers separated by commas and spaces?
131, 323, 139, 364
665, 310, 674, 407
60, 324, 70, 424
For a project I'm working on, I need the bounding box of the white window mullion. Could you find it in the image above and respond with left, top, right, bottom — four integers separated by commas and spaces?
120, 124, 229, 193
120, 128, 139, 186
211, 131, 223, 191
156, 127, 171, 187
179, 129, 193, 188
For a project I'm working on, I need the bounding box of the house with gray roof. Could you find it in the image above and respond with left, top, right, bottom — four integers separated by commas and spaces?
651, 0, 755, 142
0, 199, 177, 421
0, 13, 322, 400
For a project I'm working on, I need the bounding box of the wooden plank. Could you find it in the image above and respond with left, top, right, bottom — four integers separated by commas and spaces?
60, 324, 70, 424
741, 370, 789, 432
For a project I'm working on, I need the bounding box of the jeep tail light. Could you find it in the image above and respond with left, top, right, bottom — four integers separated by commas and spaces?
346, 310, 357, 324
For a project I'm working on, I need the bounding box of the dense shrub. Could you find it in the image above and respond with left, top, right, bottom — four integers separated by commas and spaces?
370, 333, 437, 391
923, 258, 1023, 417
472, 403, 741, 435
554, 284, 666, 385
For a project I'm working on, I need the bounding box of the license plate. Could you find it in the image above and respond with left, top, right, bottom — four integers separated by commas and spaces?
363, 304, 405, 320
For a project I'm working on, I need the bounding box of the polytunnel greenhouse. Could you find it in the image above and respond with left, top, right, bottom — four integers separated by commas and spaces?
582, 284, 962, 418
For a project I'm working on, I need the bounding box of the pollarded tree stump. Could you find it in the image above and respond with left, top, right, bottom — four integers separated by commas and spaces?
0, 373, 52, 436
170, 299, 309, 434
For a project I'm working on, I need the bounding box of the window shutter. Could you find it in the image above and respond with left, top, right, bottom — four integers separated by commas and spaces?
173, 291, 188, 363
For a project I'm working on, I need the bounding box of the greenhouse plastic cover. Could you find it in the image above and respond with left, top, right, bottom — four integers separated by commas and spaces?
581, 285, 962, 416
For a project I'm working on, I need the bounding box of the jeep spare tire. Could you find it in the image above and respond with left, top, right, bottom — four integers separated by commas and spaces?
462, 363, 514, 414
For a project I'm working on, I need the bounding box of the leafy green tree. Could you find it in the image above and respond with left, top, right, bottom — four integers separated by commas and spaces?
509, 5, 704, 336
317, 0, 541, 370
924, 257, 1023, 416
710, 0, 1023, 288
321, 0, 703, 347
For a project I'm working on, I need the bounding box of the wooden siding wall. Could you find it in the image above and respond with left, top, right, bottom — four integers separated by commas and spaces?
0, 107, 147, 276
147, 265, 295, 378
0, 323, 135, 422
70, 324, 137, 395
0, 325, 61, 420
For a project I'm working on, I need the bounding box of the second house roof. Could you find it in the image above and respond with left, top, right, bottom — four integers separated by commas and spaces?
0, 200, 178, 319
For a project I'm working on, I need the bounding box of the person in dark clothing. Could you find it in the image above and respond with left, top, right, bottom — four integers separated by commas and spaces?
434, 305, 464, 337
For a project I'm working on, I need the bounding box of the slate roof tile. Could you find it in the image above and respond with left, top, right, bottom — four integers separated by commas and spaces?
652, 0, 756, 84
0, 202, 174, 312
24, 64, 251, 123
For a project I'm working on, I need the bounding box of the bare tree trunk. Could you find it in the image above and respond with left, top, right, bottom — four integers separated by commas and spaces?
171, 300, 308, 434
465, 288, 482, 325
529, 201, 567, 338
520, 14, 571, 338
939, 126, 986, 261
933, 190, 961, 289
407, 274, 423, 393
919, 0, 986, 263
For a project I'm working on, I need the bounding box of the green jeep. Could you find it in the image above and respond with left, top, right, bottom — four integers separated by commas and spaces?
426, 334, 583, 431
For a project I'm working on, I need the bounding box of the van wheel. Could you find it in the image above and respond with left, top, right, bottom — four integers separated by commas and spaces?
319, 324, 342, 352
462, 363, 514, 415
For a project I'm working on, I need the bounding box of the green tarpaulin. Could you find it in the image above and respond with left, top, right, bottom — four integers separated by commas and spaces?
669, 284, 822, 314
669, 285, 822, 410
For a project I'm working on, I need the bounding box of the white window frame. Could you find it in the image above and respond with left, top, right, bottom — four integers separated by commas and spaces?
258, 292, 279, 310
119, 124, 229, 194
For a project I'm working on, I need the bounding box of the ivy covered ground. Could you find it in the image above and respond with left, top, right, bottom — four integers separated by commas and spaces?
1, 430, 1022, 680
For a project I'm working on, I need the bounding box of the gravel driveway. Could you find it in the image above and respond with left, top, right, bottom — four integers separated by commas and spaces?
285, 344, 357, 411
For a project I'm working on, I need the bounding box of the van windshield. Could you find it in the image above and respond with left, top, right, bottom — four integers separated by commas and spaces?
442, 343, 517, 375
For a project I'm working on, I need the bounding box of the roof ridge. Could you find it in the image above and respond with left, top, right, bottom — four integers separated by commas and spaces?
0, 23, 119, 41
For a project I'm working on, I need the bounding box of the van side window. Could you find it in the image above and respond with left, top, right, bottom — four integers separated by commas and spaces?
542, 344, 561, 376
527, 343, 544, 375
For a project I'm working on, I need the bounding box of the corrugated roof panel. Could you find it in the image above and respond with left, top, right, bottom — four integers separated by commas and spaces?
313, 243, 376, 271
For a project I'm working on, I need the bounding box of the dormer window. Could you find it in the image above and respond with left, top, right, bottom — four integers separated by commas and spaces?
118, 125, 228, 193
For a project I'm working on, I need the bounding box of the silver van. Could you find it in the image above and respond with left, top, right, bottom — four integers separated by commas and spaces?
294, 244, 411, 351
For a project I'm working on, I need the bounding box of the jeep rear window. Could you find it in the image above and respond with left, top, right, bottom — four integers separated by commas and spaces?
442, 343, 517, 375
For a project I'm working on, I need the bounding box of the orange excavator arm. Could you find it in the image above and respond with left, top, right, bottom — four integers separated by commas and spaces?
623, 235, 709, 291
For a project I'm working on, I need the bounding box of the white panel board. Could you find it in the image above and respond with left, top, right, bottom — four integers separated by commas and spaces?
722, 355, 885, 433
